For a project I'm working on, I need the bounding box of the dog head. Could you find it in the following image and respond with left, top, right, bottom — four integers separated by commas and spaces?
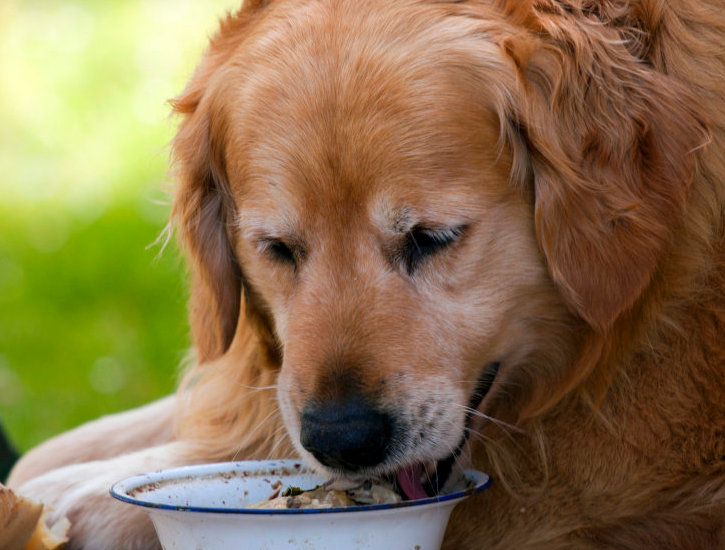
171, 0, 707, 490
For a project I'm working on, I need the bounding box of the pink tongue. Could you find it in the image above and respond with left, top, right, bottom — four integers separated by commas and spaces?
397, 464, 429, 500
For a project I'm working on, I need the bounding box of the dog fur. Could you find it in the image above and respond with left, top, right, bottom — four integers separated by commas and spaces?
9, 0, 725, 548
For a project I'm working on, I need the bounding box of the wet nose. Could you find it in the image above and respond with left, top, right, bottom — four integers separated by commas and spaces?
299, 400, 392, 471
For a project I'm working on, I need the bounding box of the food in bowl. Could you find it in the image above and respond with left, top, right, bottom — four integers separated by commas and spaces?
248, 479, 401, 509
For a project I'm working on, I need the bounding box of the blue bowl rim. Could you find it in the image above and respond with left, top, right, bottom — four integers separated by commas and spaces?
110, 459, 492, 515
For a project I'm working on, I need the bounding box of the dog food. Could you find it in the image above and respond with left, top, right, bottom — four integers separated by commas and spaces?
249, 479, 401, 509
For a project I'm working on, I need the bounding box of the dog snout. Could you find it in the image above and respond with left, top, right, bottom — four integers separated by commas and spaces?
299, 400, 393, 471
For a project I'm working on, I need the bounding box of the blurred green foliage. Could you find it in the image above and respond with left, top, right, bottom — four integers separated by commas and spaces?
0, 0, 239, 452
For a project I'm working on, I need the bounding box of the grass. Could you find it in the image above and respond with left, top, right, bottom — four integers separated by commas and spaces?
0, 204, 188, 451
0, 0, 239, 453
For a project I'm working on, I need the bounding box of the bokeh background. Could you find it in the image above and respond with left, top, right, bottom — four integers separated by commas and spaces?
0, 0, 239, 467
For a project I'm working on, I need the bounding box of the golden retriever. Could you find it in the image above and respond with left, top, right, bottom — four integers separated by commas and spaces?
9, 0, 725, 548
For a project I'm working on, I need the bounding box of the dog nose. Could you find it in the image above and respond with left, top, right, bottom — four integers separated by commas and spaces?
299, 400, 392, 471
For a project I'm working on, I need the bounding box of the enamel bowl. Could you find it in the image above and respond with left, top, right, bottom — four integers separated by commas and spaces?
110, 459, 491, 550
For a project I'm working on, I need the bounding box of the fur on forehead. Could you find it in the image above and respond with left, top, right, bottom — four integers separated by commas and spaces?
171, 0, 706, 398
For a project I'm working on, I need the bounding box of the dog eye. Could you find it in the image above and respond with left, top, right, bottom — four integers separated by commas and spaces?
265, 239, 297, 267
401, 225, 465, 275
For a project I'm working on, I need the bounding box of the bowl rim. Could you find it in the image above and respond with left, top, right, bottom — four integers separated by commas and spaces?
110, 459, 491, 515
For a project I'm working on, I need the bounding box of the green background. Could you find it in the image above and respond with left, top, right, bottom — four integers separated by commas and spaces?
0, 0, 238, 456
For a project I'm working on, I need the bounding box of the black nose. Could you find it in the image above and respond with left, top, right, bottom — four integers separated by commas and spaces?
299, 400, 392, 471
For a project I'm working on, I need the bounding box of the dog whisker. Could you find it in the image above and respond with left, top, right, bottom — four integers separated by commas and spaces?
432, 411, 526, 464
231, 407, 282, 461
461, 414, 526, 453
229, 382, 278, 391
211, 386, 278, 415
452, 403, 525, 433
265, 425, 292, 458
462, 426, 523, 458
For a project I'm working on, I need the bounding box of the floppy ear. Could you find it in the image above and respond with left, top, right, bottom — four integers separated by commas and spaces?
504, 18, 709, 330
170, 3, 279, 363
171, 101, 239, 363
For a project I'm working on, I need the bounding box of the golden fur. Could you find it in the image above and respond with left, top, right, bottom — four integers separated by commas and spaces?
9, 0, 725, 548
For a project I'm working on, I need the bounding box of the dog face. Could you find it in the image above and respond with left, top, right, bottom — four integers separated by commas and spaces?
227, 35, 566, 479
171, 0, 706, 488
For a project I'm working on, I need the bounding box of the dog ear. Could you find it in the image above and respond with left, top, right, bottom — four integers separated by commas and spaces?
503, 18, 709, 330
171, 103, 238, 363
170, 4, 279, 363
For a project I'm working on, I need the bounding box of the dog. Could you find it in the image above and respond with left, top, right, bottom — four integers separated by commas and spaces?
9, 0, 725, 548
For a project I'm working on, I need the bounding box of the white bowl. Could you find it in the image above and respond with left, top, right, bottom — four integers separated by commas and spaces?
110, 459, 490, 550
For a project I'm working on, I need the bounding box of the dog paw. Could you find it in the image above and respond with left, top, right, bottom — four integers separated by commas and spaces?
17, 461, 160, 550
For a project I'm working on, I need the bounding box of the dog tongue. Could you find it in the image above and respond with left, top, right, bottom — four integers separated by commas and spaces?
397, 464, 429, 500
